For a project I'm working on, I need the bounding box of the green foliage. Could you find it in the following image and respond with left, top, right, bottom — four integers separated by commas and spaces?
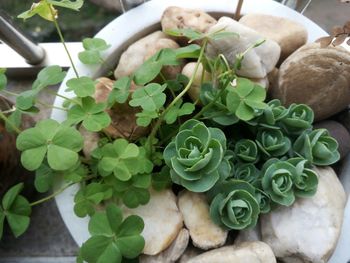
200, 83, 238, 126
293, 129, 340, 166
18, 1, 56, 21
256, 129, 291, 158
97, 139, 153, 181
16, 119, 83, 171
46, 0, 84, 11
280, 104, 314, 135
152, 166, 172, 191
79, 38, 111, 64
0, 68, 7, 91
108, 77, 131, 105
66, 76, 96, 97
255, 188, 271, 214
252, 99, 289, 129
129, 83, 166, 112
67, 97, 111, 132
175, 44, 201, 59
164, 28, 203, 42
261, 160, 296, 206
74, 183, 112, 218
0, 183, 31, 239
234, 139, 259, 163
226, 78, 267, 121
209, 180, 260, 230
80, 204, 145, 263
233, 163, 261, 187
163, 120, 230, 192
164, 99, 195, 125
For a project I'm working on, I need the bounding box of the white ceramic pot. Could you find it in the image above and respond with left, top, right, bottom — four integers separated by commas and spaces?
51, 0, 350, 262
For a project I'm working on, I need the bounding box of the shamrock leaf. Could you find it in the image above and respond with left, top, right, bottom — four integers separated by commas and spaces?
129, 83, 166, 112
135, 110, 158, 127
108, 77, 131, 105
98, 139, 152, 181
5, 110, 22, 133
74, 183, 113, 217
80, 204, 145, 263
16, 89, 39, 111
18, 1, 57, 21
0, 183, 31, 239
16, 119, 83, 171
78, 38, 111, 65
66, 77, 96, 97
226, 78, 267, 121
67, 97, 111, 132
133, 49, 178, 85
175, 44, 201, 59
164, 28, 203, 42
35, 163, 56, 193
32, 66, 66, 90
164, 99, 195, 124
46, 0, 84, 11
0, 68, 7, 91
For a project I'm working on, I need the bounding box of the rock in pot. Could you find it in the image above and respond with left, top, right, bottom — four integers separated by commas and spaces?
206, 17, 281, 79
186, 241, 276, 263
122, 188, 183, 255
239, 14, 307, 60
261, 166, 346, 263
270, 43, 350, 121
178, 191, 228, 250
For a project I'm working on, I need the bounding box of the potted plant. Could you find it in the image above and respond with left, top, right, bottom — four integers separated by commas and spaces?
0, 0, 349, 262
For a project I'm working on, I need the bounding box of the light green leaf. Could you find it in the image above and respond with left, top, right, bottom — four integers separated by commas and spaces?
18, 1, 56, 21
66, 77, 96, 97
108, 77, 131, 104
129, 83, 166, 111
47, 0, 84, 11
0, 69, 7, 91
33, 66, 66, 90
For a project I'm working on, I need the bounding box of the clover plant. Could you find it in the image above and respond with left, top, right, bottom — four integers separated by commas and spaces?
0, 2, 341, 262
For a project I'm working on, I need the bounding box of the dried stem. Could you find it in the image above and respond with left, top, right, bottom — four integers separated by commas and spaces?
234, 0, 244, 21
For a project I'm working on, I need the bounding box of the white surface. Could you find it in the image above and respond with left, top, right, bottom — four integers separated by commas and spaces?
52, 0, 349, 262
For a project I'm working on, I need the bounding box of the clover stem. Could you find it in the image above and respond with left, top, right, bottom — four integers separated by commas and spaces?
47, 90, 81, 105
37, 101, 67, 111
30, 182, 76, 206
50, 8, 80, 78
1, 89, 19, 97
147, 40, 208, 149
0, 111, 21, 134
193, 78, 232, 120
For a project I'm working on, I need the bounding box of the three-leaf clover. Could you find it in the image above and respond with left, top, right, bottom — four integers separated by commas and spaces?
226, 78, 267, 121
78, 38, 111, 65
164, 99, 195, 125
66, 77, 96, 97
0, 183, 31, 239
67, 97, 111, 132
108, 77, 131, 105
129, 83, 166, 112
80, 204, 145, 263
16, 119, 83, 171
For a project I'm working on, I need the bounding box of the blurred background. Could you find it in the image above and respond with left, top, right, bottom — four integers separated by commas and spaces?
0, 0, 349, 262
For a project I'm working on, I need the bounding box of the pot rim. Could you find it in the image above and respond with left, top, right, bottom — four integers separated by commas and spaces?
51, 1, 349, 262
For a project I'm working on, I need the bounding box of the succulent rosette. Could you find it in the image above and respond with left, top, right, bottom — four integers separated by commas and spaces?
261, 160, 296, 206
234, 139, 259, 163
164, 119, 229, 192
293, 129, 340, 166
256, 129, 291, 158
209, 180, 260, 230
280, 103, 314, 135
255, 188, 271, 214
233, 163, 261, 187
259, 99, 289, 129
287, 158, 318, 198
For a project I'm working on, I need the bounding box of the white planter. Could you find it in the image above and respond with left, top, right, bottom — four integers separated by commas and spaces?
51, 0, 350, 262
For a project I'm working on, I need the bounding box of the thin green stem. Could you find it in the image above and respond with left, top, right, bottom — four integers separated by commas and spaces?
0, 111, 21, 134
148, 40, 208, 146
2, 90, 19, 97
47, 90, 81, 105
50, 7, 79, 78
37, 101, 67, 111
30, 182, 76, 207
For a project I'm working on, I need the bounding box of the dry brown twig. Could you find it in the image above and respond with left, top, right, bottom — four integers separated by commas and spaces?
316, 21, 350, 47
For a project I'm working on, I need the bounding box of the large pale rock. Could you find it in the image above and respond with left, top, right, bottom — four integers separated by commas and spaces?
206, 17, 281, 79
178, 191, 228, 250
114, 31, 182, 80
261, 166, 346, 263
123, 189, 183, 255
140, 228, 189, 263
161, 6, 216, 45
186, 241, 276, 263
271, 43, 350, 121
239, 14, 307, 60
79, 126, 99, 159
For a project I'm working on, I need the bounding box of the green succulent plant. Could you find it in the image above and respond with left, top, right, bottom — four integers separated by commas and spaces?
163, 119, 229, 192
280, 104, 314, 135
233, 163, 261, 187
256, 129, 291, 158
255, 188, 271, 214
234, 139, 259, 163
226, 78, 267, 121
209, 180, 260, 230
261, 160, 296, 206
293, 129, 340, 166
287, 158, 318, 198
259, 99, 289, 129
